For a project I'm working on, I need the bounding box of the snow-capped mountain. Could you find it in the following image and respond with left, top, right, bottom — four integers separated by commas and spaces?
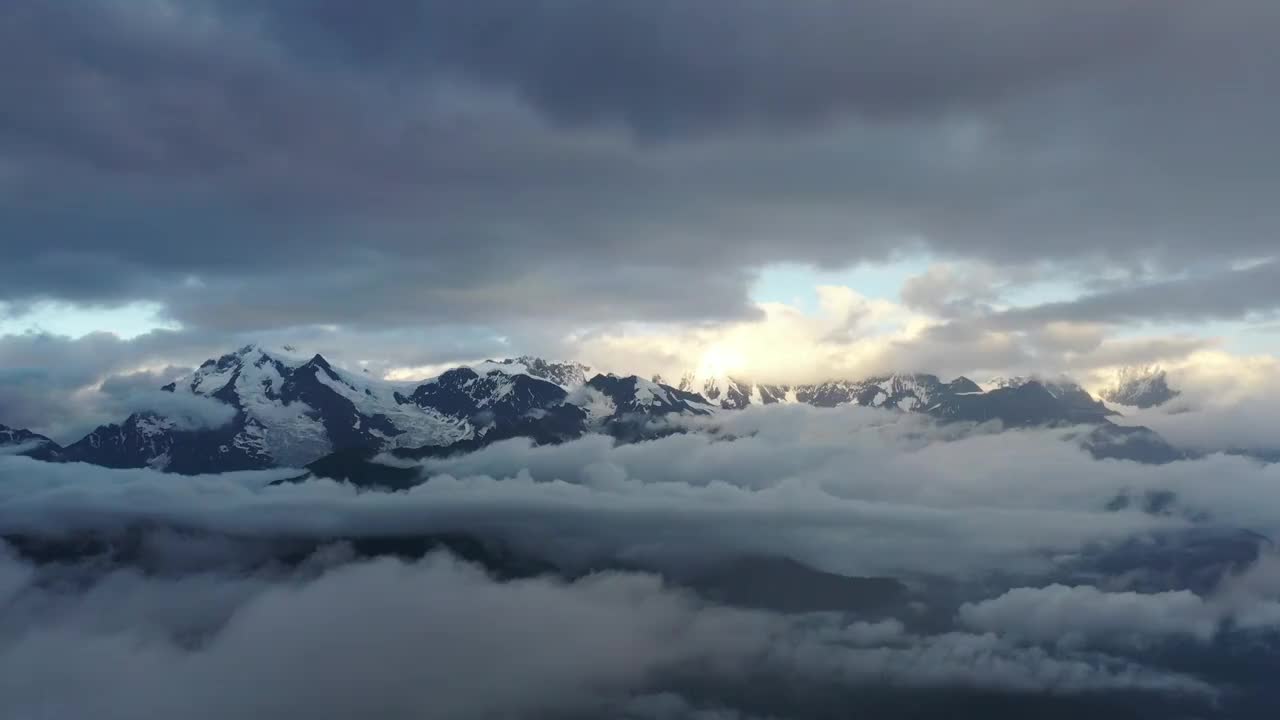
799, 374, 986, 412
586, 374, 715, 418
150, 346, 473, 470
44, 345, 711, 473
1101, 366, 1181, 409
674, 373, 787, 409
662, 369, 1119, 429
0, 425, 63, 461
675, 371, 987, 413
4, 344, 1185, 475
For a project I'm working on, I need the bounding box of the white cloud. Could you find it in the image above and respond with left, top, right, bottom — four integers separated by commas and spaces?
959, 584, 1220, 648
1110, 351, 1280, 454
107, 389, 237, 431
568, 284, 1227, 387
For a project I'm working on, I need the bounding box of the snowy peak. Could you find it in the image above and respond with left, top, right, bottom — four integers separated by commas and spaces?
178, 344, 300, 399
500, 356, 592, 388
677, 372, 758, 409
464, 357, 592, 389
585, 374, 715, 417
673, 370, 987, 412
5, 345, 1150, 475
1101, 366, 1181, 409
665, 369, 1114, 426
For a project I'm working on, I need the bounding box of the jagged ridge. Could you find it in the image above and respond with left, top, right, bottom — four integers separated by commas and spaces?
3, 346, 1183, 475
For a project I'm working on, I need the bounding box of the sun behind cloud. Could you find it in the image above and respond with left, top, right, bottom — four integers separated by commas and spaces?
695, 345, 747, 380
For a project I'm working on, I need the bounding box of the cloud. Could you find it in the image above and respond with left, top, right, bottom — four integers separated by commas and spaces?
569, 286, 1221, 385
98, 371, 236, 431
572, 289, 933, 383
112, 389, 236, 432
3, 1, 1280, 336
1110, 351, 1280, 454
246, 1, 1172, 133
959, 545, 1280, 651
0, 544, 1214, 720
0, 440, 44, 457
4, 402, 1277, 581
13, 396, 1280, 713
993, 261, 1280, 328
959, 584, 1220, 647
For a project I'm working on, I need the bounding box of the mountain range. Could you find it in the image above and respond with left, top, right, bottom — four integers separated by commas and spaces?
2, 345, 1188, 476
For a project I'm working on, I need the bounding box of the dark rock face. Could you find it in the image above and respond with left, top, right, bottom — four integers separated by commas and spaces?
408, 367, 569, 428
64, 412, 271, 474
279, 355, 402, 451
1064, 527, 1270, 596
1084, 424, 1187, 464
1, 525, 556, 581
928, 381, 1112, 427
585, 374, 713, 418
683, 555, 908, 615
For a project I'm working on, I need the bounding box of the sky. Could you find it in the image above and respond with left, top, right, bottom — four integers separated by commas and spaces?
3, 0, 1280, 438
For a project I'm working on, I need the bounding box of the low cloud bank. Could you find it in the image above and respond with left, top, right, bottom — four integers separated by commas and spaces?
6, 403, 1280, 716
0, 545, 1215, 720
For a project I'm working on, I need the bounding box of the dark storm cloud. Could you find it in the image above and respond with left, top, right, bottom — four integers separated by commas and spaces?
0, 331, 193, 440
2, 0, 1280, 330
242, 0, 1165, 133
994, 261, 1280, 328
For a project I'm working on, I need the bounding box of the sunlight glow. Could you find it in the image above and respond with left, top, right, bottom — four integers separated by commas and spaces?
695, 345, 748, 379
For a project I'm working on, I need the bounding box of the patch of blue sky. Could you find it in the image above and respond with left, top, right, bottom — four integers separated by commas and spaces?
752, 257, 1088, 312
751, 259, 930, 310
0, 301, 178, 340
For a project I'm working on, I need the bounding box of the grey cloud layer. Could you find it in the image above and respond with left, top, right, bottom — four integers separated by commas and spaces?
993, 261, 1280, 328
10, 403, 1280, 716
0, 547, 1213, 720
3, 405, 1277, 579
4, 1, 1280, 331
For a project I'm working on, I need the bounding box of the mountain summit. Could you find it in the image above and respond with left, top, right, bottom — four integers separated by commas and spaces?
2, 346, 1176, 474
